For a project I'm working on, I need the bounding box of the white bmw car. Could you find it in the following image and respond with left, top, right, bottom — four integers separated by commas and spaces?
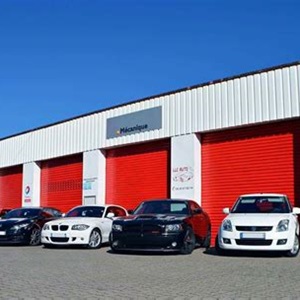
216, 194, 300, 257
41, 205, 127, 249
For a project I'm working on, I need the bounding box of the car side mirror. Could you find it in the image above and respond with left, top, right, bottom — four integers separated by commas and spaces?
223, 208, 230, 214
106, 212, 115, 219
127, 209, 134, 215
41, 212, 50, 218
292, 207, 300, 214
193, 208, 202, 214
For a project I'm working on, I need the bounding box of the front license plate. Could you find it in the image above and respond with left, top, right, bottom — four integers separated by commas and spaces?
0, 231, 6, 236
240, 232, 265, 239
51, 232, 67, 238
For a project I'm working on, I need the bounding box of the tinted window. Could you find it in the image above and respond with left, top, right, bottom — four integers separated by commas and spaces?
65, 206, 105, 218
231, 196, 291, 214
134, 201, 188, 215
43, 208, 62, 217
4, 208, 41, 219
105, 207, 127, 217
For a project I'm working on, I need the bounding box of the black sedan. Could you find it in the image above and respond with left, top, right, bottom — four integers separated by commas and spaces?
110, 199, 211, 254
0, 207, 62, 245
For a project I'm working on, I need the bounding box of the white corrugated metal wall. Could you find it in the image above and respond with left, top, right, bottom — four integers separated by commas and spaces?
0, 63, 299, 168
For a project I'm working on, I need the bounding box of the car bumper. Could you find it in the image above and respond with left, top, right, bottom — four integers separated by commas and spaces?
218, 230, 295, 251
0, 232, 29, 245
110, 231, 185, 252
41, 230, 91, 246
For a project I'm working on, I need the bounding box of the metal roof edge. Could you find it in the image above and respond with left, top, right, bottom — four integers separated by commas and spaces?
1, 60, 299, 142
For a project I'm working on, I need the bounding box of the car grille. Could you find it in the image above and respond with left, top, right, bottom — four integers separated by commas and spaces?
50, 237, 69, 243
236, 239, 272, 246
123, 224, 163, 234
51, 225, 69, 231
235, 226, 273, 232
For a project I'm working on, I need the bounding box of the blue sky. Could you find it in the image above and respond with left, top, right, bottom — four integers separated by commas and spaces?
0, 0, 299, 138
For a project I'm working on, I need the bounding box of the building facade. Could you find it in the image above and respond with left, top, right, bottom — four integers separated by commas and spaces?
0, 61, 299, 240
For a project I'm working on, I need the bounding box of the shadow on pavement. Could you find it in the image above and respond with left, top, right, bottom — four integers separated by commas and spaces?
204, 247, 286, 258
106, 249, 182, 256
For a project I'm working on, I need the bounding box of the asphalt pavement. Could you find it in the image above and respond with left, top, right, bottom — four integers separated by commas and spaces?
0, 245, 299, 299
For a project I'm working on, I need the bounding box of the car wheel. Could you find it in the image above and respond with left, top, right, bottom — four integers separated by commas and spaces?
87, 229, 102, 249
215, 235, 226, 256
202, 226, 211, 249
286, 234, 300, 257
29, 227, 41, 246
180, 227, 196, 255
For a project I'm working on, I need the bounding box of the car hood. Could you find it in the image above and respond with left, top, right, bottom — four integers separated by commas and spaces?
0, 218, 31, 229
226, 213, 293, 226
115, 214, 186, 223
45, 217, 102, 226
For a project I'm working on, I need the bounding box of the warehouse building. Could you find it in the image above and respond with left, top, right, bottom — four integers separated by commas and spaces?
0, 61, 299, 240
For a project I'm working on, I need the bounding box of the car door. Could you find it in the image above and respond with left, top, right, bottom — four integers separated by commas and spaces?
188, 201, 207, 239
102, 206, 127, 241
99, 207, 116, 241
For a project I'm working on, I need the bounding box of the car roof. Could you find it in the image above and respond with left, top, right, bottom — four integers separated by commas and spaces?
141, 198, 192, 202
11, 207, 43, 209
239, 193, 287, 198
9, 207, 61, 211
69, 204, 125, 209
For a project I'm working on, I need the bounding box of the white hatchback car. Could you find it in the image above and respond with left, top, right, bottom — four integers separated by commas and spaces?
41, 205, 127, 249
216, 194, 300, 257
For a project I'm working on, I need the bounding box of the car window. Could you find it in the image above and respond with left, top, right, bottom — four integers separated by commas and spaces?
50, 209, 62, 217
43, 208, 62, 217
232, 196, 291, 213
170, 203, 189, 214
65, 206, 105, 218
41, 211, 53, 218
105, 207, 127, 217
4, 208, 41, 219
134, 201, 189, 215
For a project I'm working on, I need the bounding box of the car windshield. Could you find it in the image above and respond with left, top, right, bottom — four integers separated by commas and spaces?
231, 196, 291, 214
134, 200, 189, 215
65, 206, 105, 218
4, 208, 41, 219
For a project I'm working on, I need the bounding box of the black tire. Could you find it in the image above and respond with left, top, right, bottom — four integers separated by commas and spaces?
110, 243, 120, 253
29, 227, 41, 246
109, 233, 117, 252
180, 227, 196, 255
87, 229, 102, 249
202, 226, 211, 249
215, 235, 227, 256
286, 234, 300, 257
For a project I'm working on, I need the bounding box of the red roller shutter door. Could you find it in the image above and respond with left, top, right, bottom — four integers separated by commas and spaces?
41, 154, 83, 213
0, 166, 22, 209
202, 120, 300, 245
106, 140, 170, 209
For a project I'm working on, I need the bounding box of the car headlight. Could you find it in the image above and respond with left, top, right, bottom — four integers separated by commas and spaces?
276, 219, 289, 232
222, 219, 233, 232
43, 224, 50, 230
112, 224, 122, 232
165, 224, 183, 232
11, 223, 31, 231
71, 224, 90, 231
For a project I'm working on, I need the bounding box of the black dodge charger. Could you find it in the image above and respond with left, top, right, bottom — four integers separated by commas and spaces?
110, 199, 211, 254
0, 207, 62, 245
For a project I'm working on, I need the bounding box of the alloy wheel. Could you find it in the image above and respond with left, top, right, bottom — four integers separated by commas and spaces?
88, 229, 102, 249
29, 228, 41, 246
